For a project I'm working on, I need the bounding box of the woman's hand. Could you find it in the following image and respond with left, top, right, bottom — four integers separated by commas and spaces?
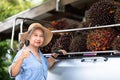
21, 49, 30, 59
58, 49, 67, 55
52, 49, 67, 58
20, 46, 30, 59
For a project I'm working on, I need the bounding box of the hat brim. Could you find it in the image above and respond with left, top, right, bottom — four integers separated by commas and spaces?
20, 23, 53, 47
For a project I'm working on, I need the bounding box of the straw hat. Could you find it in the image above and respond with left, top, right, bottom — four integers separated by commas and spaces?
20, 23, 53, 47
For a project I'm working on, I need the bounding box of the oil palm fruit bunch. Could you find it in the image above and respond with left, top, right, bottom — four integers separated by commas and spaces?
114, 7, 120, 23
50, 19, 68, 30
87, 28, 117, 51
51, 33, 72, 52
114, 7, 120, 32
85, 0, 117, 27
111, 35, 120, 51
69, 31, 88, 52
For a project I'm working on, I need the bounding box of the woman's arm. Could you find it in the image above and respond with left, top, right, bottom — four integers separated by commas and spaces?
48, 50, 67, 68
11, 56, 24, 77
48, 57, 56, 69
10, 49, 30, 77
48, 53, 58, 68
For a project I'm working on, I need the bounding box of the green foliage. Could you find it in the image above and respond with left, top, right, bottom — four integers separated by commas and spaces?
0, 39, 18, 80
0, 0, 33, 21
0, 0, 48, 21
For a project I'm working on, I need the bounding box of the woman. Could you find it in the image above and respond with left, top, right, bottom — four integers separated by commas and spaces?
9, 23, 67, 80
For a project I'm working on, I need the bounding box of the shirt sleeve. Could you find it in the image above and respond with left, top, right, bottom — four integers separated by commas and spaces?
8, 50, 23, 78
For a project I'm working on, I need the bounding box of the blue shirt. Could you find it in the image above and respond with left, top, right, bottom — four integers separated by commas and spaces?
9, 49, 49, 80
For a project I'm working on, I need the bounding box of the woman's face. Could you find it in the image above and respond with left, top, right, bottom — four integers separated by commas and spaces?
29, 29, 44, 47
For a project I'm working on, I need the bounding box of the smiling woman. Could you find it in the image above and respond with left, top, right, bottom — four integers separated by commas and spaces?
8, 23, 67, 80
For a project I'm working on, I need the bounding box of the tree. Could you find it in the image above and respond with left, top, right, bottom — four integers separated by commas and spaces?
0, 0, 32, 21
0, 39, 17, 80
